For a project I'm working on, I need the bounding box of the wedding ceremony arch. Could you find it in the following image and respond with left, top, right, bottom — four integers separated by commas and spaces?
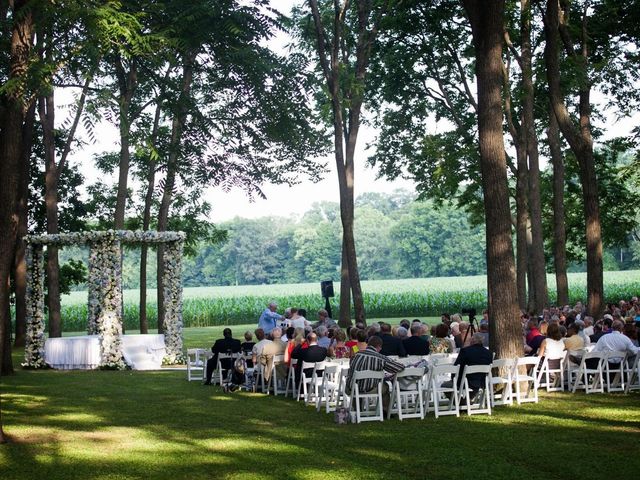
22, 230, 186, 369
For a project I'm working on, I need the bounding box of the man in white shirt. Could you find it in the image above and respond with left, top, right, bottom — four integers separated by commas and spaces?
592, 320, 639, 365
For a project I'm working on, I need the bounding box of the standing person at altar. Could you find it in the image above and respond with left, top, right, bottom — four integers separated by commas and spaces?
258, 301, 283, 335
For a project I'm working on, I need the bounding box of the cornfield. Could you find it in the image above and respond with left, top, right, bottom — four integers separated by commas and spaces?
54, 271, 640, 331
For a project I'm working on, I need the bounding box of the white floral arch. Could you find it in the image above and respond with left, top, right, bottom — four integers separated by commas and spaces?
23, 230, 186, 369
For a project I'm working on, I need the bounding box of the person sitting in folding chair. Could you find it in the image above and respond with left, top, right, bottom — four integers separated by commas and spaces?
345, 335, 405, 414
204, 328, 241, 385
442, 333, 492, 401
590, 320, 639, 369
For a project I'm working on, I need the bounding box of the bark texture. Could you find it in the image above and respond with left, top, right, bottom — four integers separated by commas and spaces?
544, 0, 603, 317
0, 0, 34, 442
462, 0, 522, 359
157, 54, 194, 333
547, 107, 569, 305
308, 0, 378, 326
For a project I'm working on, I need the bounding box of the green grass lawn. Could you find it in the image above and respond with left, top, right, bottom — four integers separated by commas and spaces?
2, 329, 639, 480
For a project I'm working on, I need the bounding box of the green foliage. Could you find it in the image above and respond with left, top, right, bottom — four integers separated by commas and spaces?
541, 139, 640, 264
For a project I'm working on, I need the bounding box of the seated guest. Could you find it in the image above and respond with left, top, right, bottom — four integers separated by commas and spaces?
252, 328, 273, 366
623, 322, 639, 347
316, 325, 331, 349
345, 335, 405, 413
591, 320, 640, 367
403, 324, 430, 355
583, 316, 594, 337
451, 333, 492, 390
314, 309, 337, 329
241, 330, 255, 367
379, 322, 407, 357
284, 327, 306, 367
396, 326, 408, 340
328, 328, 351, 359
204, 328, 241, 385
261, 327, 287, 381
353, 329, 368, 355
400, 319, 411, 330
590, 321, 605, 344
294, 332, 327, 380
526, 319, 546, 355
429, 323, 453, 354
420, 323, 430, 342
241, 331, 255, 354
345, 328, 358, 351
538, 323, 566, 369
563, 323, 584, 351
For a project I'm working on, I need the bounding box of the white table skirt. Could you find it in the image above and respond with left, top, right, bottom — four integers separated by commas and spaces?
44, 334, 167, 370
45, 335, 101, 370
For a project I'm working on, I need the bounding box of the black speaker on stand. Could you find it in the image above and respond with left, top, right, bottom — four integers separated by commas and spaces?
320, 280, 334, 319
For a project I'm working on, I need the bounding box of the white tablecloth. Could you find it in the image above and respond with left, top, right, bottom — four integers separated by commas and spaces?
44, 334, 167, 370
45, 335, 101, 370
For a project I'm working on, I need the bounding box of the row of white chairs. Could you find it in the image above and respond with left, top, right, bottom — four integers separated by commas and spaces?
537, 349, 640, 394
187, 348, 640, 423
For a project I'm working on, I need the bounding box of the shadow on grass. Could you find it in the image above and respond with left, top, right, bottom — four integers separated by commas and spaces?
1, 365, 640, 480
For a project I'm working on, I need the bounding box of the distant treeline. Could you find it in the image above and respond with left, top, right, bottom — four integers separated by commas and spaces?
60, 190, 640, 290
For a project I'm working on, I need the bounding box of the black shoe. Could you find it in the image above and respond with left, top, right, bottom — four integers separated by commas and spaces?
203, 381, 212, 385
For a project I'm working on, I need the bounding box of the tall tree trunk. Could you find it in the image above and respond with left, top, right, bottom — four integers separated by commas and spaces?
157, 54, 194, 333
463, 0, 522, 359
139, 102, 162, 334
38, 70, 91, 338
544, 0, 603, 317
113, 57, 137, 229
38, 91, 62, 338
515, 148, 529, 311
0, 1, 34, 444
338, 237, 352, 328
13, 102, 36, 346
308, 0, 375, 326
521, 0, 548, 313
547, 108, 569, 305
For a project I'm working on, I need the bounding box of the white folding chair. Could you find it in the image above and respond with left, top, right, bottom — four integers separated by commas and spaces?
538, 352, 566, 392
490, 358, 514, 406
571, 350, 606, 394
424, 364, 460, 418
217, 352, 237, 386
605, 350, 627, 393
298, 361, 326, 405
265, 354, 286, 395
458, 365, 492, 416
284, 359, 299, 398
388, 367, 425, 421
316, 363, 344, 413
565, 349, 585, 389
349, 370, 385, 423
186, 348, 208, 382
625, 354, 640, 393
514, 357, 539, 404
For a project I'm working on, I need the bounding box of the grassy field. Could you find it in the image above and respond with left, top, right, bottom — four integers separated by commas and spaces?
1, 327, 639, 480
55, 270, 640, 331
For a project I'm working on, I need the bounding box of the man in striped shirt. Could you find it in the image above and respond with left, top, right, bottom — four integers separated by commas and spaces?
345, 336, 405, 412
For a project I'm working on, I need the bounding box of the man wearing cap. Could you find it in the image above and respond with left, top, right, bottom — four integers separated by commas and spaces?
258, 301, 282, 335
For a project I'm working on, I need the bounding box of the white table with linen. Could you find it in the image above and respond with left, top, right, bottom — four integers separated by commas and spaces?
44, 334, 166, 370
